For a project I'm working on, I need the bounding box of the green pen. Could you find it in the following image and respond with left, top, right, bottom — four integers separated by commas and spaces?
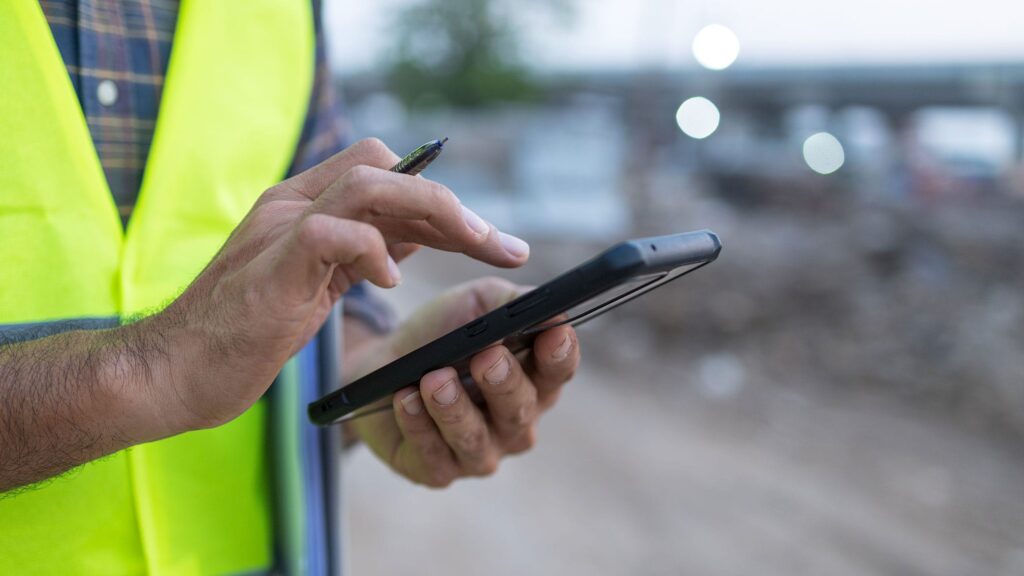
389, 137, 448, 176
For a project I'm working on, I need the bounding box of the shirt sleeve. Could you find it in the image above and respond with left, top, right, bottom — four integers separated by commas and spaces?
287, 1, 350, 176
288, 1, 396, 335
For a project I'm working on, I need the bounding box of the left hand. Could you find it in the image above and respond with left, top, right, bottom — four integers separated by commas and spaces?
345, 277, 580, 488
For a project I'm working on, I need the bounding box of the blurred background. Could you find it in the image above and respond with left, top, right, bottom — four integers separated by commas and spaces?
324, 1, 1024, 574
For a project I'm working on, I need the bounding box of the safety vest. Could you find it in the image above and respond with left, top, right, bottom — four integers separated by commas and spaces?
0, 2, 313, 574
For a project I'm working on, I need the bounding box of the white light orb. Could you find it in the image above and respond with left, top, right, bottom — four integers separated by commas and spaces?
803, 132, 846, 174
676, 97, 721, 139
692, 24, 740, 71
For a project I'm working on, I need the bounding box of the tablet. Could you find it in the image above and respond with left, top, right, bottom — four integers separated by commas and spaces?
308, 230, 721, 425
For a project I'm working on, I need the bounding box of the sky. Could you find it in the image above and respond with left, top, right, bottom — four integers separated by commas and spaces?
325, 0, 1024, 74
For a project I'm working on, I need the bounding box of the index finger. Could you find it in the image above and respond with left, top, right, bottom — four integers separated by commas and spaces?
317, 167, 530, 268
285, 138, 401, 200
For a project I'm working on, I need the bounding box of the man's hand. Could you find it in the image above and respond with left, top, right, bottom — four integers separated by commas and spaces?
0, 139, 531, 491
345, 277, 580, 488
148, 138, 531, 433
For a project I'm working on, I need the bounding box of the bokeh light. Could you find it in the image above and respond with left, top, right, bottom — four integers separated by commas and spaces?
802, 132, 846, 174
692, 24, 740, 70
676, 97, 721, 139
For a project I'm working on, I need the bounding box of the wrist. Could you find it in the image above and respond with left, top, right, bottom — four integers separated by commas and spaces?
98, 317, 187, 444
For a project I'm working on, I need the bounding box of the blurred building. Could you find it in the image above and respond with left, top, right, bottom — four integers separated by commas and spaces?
345, 63, 1024, 221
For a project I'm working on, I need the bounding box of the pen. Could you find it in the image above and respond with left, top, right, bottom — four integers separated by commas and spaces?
389, 137, 448, 176
329, 137, 448, 424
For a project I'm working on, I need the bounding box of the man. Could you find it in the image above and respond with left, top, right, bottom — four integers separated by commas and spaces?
0, 2, 580, 574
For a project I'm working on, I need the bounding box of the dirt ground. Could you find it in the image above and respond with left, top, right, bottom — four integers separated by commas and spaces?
341, 249, 1024, 576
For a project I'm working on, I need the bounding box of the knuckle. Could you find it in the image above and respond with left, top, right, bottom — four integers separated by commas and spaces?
473, 457, 500, 477
506, 427, 537, 454
418, 439, 450, 462
485, 379, 519, 400
398, 413, 430, 434
340, 164, 378, 190
389, 453, 410, 479
423, 468, 456, 489
465, 277, 518, 316
240, 282, 263, 315
296, 214, 329, 247
476, 276, 512, 297
254, 186, 279, 206
343, 221, 383, 258
436, 407, 467, 427
426, 180, 459, 208
475, 276, 516, 303
539, 389, 563, 410
350, 220, 381, 245
508, 400, 537, 428
353, 137, 390, 160
453, 426, 489, 456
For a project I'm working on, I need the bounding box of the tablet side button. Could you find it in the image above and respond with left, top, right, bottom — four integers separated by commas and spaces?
464, 319, 488, 337
506, 289, 550, 317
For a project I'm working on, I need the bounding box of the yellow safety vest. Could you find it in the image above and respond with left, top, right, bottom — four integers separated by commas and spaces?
0, 2, 313, 574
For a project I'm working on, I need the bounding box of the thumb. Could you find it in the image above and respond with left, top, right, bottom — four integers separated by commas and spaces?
390, 277, 532, 356
463, 276, 533, 313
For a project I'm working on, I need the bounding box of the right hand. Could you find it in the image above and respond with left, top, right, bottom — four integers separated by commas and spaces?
134, 138, 530, 438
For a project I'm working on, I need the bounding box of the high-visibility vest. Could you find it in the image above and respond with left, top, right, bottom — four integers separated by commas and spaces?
0, 2, 314, 574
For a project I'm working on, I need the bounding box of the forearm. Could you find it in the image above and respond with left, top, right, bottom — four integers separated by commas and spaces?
0, 319, 173, 492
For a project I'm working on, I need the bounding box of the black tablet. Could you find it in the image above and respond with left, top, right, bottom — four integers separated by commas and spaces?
308, 230, 722, 425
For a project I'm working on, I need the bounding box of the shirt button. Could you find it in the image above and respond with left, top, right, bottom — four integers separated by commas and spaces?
97, 80, 118, 106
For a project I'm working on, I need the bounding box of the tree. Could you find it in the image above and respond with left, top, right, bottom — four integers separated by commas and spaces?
386, 0, 571, 108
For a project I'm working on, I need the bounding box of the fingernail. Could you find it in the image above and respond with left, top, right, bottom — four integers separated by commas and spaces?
461, 205, 490, 237
552, 334, 572, 361
484, 356, 510, 386
432, 379, 459, 405
387, 255, 402, 286
401, 391, 423, 415
499, 232, 530, 258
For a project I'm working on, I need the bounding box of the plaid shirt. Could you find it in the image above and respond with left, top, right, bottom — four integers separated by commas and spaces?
40, 0, 393, 332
